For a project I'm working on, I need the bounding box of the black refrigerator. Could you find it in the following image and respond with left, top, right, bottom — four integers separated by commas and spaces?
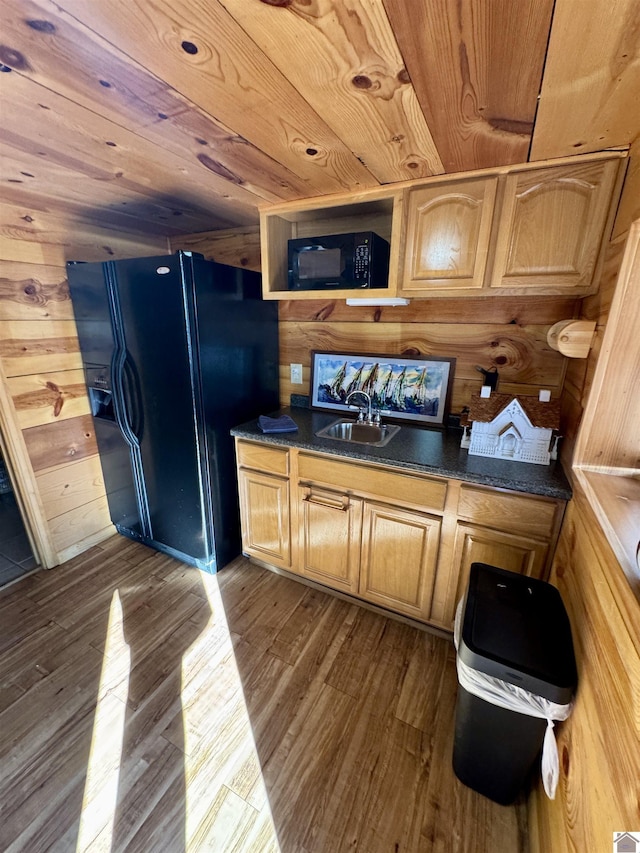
67, 251, 279, 572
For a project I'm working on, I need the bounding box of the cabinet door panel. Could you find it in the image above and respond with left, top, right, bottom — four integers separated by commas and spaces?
359, 501, 441, 621
402, 178, 498, 291
444, 522, 549, 627
238, 469, 290, 568
490, 160, 619, 291
298, 486, 362, 594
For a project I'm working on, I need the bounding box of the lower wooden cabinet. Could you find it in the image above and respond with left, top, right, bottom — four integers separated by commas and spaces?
359, 501, 441, 621
445, 522, 550, 626
238, 468, 291, 568
235, 439, 565, 631
298, 484, 362, 594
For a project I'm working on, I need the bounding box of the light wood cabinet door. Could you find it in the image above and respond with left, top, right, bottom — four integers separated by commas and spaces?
490, 159, 619, 293
238, 468, 290, 568
443, 521, 549, 627
298, 485, 362, 594
359, 500, 441, 621
401, 178, 498, 292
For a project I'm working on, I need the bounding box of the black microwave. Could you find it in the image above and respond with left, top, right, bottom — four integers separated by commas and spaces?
287, 231, 390, 291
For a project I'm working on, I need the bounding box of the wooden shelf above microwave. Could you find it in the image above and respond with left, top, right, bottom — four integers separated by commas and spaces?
259, 187, 403, 300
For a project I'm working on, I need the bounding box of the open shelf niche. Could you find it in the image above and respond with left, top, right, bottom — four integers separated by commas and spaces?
259, 187, 403, 300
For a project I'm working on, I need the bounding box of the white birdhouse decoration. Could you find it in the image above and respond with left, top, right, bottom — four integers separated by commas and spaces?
461, 391, 561, 466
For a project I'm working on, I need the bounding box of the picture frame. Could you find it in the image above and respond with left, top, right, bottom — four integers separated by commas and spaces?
309, 351, 456, 428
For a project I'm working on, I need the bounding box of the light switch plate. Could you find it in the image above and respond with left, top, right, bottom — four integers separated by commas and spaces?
290, 363, 303, 384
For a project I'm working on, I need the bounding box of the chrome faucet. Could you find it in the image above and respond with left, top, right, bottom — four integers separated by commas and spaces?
345, 390, 380, 425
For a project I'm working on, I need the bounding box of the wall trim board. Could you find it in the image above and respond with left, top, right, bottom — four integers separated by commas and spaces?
0, 358, 57, 568
47, 493, 112, 557
528, 484, 640, 852
55, 523, 116, 567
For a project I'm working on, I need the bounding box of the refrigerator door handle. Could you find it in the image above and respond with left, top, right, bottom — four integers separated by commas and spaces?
110, 347, 152, 538
105, 260, 153, 540
111, 348, 139, 449
121, 353, 144, 444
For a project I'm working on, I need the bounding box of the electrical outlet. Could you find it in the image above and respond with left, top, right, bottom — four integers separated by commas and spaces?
290, 363, 303, 384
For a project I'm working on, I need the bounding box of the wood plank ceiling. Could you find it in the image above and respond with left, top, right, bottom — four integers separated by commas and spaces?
1, 0, 639, 240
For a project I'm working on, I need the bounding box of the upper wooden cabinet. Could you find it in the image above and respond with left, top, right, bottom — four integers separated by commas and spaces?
260, 152, 625, 300
400, 157, 622, 297
402, 178, 498, 291
489, 159, 621, 293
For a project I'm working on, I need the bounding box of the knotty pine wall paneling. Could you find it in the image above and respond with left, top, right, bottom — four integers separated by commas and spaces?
171, 226, 263, 272
556, 141, 640, 469
526, 143, 640, 853
528, 486, 640, 852
0, 229, 167, 567
170, 229, 579, 419
276, 299, 575, 414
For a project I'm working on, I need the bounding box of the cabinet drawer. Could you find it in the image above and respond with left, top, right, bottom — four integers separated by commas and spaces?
298, 453, 446, 513
457, 485, 560, 539
236, 440, 289, 476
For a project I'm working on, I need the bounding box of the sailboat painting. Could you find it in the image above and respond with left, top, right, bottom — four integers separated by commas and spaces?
310, 351, 455, 427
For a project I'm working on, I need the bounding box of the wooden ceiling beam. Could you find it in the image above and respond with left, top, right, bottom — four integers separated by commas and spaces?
1, 0, 327, 220
383, 0, 554, 173
0, 143, 236, 237
50, 0, 379, 193
531, 0, 640, 159
217, 0, 444, 183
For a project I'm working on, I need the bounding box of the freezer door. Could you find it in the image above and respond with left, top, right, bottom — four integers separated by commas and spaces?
67, 264, 145, 538
110, 255, 212, 563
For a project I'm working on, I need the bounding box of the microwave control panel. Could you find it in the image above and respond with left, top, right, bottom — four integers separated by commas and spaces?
354, 238, 370, 281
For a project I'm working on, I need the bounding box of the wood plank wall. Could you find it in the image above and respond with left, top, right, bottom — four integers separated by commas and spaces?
526, 146, 640, 850
560, 140, 640, 465
171, 230, 579, 421
528, 485, 640, 852
276, 298, 576, 415
0, 227, 167, 567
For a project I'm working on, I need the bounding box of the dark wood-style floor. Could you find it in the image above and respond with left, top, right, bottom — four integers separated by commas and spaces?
0, 535, 528, 853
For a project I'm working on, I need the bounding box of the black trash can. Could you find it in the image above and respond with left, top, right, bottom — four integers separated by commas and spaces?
453, 562, 577, 805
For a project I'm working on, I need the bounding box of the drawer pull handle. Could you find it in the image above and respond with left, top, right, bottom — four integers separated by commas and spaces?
303, 493, 349, 512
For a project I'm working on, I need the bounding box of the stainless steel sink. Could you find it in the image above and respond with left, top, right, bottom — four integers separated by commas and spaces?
315, 418, 400, 447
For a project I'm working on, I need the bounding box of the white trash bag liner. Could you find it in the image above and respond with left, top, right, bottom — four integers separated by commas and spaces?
454, 599, 573, 799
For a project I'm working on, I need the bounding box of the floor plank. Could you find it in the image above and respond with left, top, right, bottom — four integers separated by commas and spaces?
0, 534, 529, 852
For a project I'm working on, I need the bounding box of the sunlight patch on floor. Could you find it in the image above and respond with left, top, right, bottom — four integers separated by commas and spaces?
181, 571, 281, 852
76, 589, 131, 853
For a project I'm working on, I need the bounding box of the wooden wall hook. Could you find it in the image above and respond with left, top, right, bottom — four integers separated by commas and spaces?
547, 320, 596, 358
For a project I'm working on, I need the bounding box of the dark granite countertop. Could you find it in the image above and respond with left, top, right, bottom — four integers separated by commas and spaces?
231, 406, 573, 501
